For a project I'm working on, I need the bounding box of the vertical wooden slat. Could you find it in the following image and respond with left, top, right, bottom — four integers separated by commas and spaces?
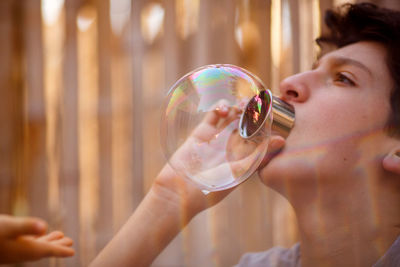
131, 0, 145, 209
42, 0, 65, 230
61, 0, 81, 266
23, 0, 47, 222
298, 0, 321, 72
41, 2, 67, 266
77, 4, 99, 265
23, 1, 50, 266
270, 0, 282, 91
95, 0, 114, 253
0, 0, 17, 216
22, 0, 46, 211
141, 2, 166, 192
151, 1, 185, 266
0, 3, 29, 267
110, 0, 134, 232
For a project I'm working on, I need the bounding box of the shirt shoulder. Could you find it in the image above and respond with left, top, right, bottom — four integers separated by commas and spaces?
373, 236, 400, 267
234, 243, 301, 267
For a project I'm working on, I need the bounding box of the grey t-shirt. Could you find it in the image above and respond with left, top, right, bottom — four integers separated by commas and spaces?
235, 236, 400, 267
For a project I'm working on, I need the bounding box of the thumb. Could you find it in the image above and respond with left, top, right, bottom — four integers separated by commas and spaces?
258, 135, 286, 170
0, 215, 47, 238
382, 150, 400, 174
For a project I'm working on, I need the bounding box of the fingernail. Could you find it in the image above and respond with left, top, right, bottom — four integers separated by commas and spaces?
35, 221, 46, 232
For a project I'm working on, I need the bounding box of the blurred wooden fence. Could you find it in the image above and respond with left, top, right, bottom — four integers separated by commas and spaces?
1, 0, 399, 266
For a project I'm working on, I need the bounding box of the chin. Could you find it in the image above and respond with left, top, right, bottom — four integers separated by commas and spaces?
258, 151, 317, 196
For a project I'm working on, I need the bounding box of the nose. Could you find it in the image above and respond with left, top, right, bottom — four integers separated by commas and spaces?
279, 72, 311, 103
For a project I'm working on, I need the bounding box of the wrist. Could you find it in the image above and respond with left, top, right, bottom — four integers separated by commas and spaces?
149, 179, 203, 225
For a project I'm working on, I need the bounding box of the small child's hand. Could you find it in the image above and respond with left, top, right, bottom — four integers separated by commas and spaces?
0, 214, 75, 264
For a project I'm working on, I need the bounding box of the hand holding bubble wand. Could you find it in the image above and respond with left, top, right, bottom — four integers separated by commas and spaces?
165, 100, 263, 193
160, 64, 295, 192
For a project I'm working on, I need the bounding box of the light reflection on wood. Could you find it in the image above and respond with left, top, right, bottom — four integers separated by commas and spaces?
77, 5, 99, 266
42, 1, 65, 223
141, 3, 165, 44
175, 0, 200, 39
270, 0, 282, 96
299, 0, 321, 72
42, 4, 66, 266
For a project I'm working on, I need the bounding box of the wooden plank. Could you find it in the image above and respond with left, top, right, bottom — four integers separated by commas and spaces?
60, 0, 82, 266
131, 0, 145, 209
76, 4, 100, 265
0, 0, 16, 216
22, 0, 50, 266
95, 0, 114, 254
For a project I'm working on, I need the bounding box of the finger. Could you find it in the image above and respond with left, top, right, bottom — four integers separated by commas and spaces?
382, 150, 400, 174
52, 236, 74, 247
268, 135, 286, 151
193, 101, 242, 142
29, 241, 75, 258
203, 100, 231, 126
215, 102, 230, 117
0, 215, 47, 238
2, 236, 75, 262
258, 135, 286, 170
37, 231, 64, 242
217, 105, 241, 130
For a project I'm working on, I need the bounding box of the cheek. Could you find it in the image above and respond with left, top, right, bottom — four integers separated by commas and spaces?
316, 138, 361, 177
305, 96, 386, 142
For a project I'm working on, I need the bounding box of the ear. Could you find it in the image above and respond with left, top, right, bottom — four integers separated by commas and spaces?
382, 147, 400, 174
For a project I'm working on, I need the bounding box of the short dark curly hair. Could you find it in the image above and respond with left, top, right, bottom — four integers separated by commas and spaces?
316, 3, 400, 137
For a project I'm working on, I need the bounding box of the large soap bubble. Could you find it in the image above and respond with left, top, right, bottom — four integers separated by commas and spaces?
160, 64, 294, 192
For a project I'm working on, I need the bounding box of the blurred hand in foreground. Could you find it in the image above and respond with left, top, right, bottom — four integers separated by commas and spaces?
0, 214, 74, 264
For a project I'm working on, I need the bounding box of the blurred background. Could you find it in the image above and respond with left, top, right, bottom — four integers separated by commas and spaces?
1, 0, 399, 266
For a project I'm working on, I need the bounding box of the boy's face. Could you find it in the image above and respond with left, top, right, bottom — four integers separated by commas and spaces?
259, 41, 395, 192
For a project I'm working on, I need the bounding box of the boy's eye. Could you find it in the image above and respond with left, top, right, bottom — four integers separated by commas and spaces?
334, 72, 356, 86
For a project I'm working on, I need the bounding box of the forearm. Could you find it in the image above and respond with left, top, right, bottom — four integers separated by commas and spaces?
89, 187, 193, 267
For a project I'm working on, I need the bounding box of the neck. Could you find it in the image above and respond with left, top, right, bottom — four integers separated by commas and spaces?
289, 170, 400, 267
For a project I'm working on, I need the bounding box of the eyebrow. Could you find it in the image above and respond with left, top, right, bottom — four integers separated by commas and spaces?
312, 56, 373, 77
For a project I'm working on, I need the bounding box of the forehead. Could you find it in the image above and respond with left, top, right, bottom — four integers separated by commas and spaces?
320, 41, 392, 87
323, 41, 386, 64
